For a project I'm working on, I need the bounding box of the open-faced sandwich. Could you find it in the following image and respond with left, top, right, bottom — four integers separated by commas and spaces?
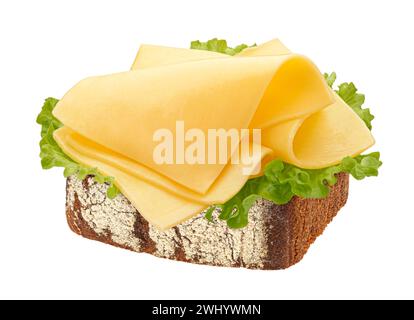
37, 38, 381, 269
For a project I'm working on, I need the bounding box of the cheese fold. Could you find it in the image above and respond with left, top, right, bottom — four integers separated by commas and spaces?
53, 39, 374, 229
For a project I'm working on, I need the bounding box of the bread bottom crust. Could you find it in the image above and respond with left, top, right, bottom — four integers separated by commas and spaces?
65, 173, 349, 270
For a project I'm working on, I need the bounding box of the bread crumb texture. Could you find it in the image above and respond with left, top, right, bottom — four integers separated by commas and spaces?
66, 176, 272, 268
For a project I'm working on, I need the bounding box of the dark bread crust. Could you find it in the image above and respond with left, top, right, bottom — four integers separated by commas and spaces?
264, 173, 349, 269
66, 173, 349, 269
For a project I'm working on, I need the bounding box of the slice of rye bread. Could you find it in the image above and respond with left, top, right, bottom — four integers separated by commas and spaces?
65, 173, 349, 270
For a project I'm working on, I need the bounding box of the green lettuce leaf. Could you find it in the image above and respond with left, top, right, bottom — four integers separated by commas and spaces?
324, 72, 375, 129
190, 38, 255, 56
323, 72, 337, 88
36, 98, 119, 198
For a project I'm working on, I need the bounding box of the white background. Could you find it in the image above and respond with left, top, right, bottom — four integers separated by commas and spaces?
0, 0, 413, 300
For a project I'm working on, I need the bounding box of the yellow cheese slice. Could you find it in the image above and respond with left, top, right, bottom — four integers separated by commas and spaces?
261, 94, 374, 168
54, 126, 273, 204
132, 44, 225, 69
53, 39, 375, 229
237, 39, 291, 57
53, 53, 333, 193
132, 39, 374, 168
132, 39, 290, 71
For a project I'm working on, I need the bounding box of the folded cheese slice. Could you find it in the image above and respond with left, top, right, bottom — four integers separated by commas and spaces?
53, 51, 333, 193
53, 39, 374, 229
132, 40, 374, 168
55, 126, 273, 205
